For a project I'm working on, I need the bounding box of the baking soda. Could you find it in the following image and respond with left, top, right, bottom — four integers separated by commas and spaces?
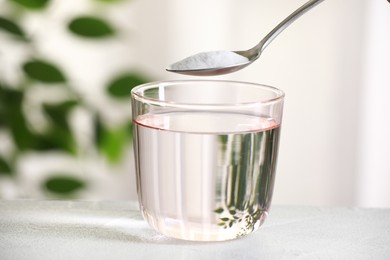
170, 50, 249, 71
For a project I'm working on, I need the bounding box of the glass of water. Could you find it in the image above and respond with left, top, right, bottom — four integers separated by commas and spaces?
131, 80, 284, 241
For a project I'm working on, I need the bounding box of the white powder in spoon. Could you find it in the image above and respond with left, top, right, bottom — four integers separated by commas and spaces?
170, 50, 249, 71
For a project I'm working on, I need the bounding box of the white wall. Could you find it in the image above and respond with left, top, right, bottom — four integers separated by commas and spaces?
356, 0, 390, 208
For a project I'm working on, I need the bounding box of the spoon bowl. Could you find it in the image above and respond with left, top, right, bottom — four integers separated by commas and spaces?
167, 51, 253, 76
167, 0, 324, 76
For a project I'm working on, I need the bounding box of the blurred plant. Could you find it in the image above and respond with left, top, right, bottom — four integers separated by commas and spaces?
0, 0, 151, 198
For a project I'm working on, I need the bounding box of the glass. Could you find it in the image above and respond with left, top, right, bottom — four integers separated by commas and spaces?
131, 80, 284, 241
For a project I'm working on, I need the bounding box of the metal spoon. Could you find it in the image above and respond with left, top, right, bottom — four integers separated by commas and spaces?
166, 0, 325, 76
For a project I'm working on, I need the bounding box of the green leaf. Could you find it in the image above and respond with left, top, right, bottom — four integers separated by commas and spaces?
0, 86, 77, 153
0, 87, 36, 150
33, 129, 77, 154
0, 84, 10, 128
0, 85, 78, 153
68, 16, 115, 38
95, 116, 131, 164
0, 156, 12, 176
214, 207, 224, 214
22, 60, 66, 83
219, 135, 228, 145
43, 101, 78, 130
32, 133, 66, 152
41, 101, 78, 154
10, 0, 50, 10
229, 209, 236, 215
0, 84, 23, 105
0, 16, 27, 40
102, 126, 129, 163
9, 108, 36, 150
0, 110, 5, 128
107, 73, 149, 99
43, 175, 85, 194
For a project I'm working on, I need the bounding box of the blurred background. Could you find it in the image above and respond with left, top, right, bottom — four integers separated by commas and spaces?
0, 0, 389, 207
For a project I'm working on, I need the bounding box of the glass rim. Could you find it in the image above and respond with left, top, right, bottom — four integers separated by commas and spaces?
131, 80, 285, 108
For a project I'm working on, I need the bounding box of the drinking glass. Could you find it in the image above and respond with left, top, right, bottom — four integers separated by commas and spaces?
131, 80, 284, 241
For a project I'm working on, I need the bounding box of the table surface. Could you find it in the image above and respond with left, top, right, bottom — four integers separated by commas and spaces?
1, 200, 389, 260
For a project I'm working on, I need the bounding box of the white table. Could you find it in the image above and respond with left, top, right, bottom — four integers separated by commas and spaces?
1, 200, 389, 260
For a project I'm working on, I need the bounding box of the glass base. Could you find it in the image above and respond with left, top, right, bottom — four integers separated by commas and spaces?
142, 208, 268, 242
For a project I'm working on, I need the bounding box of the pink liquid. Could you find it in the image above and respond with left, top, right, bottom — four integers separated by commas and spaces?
133, 112, 281, 241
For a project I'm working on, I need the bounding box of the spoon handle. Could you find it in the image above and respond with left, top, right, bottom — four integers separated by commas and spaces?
253, 0, 325, 55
